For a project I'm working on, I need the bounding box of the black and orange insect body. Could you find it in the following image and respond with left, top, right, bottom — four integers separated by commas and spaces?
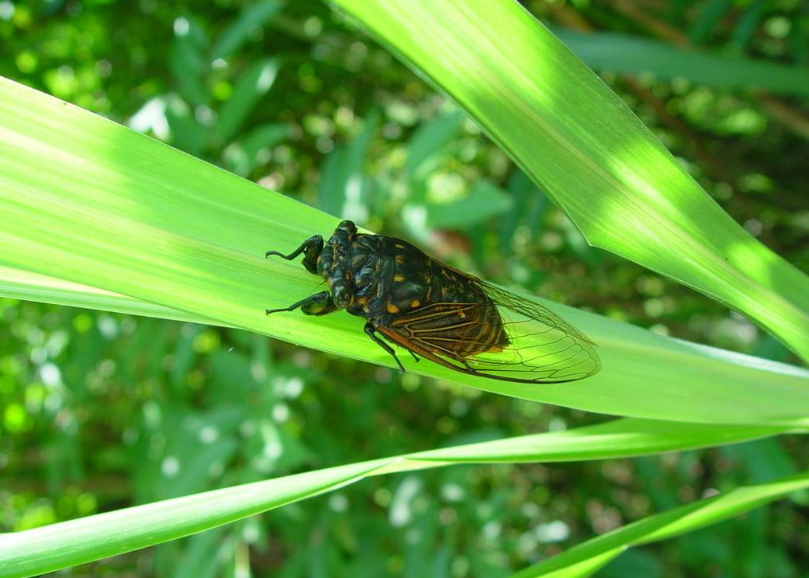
265, 220, 600, 383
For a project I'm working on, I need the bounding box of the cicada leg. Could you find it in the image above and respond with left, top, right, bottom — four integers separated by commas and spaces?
364, 322, 406, 374
266, 291, 339, 316
265, 235, 323, 275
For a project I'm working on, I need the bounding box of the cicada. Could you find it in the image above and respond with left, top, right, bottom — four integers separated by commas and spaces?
265, 220, 600, 383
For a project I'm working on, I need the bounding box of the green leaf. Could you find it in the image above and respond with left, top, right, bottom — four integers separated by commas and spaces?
171, 528, 228, 578
224, 122, 291, 176
0, 78, 807, 426
165, 97, 208, 156
318, 145, 350, 217
733, 1, 766, 49
210, 0, 283, 62
216, 58, 279, 144
325, 0, 809, 361
511, 470, 809, 578
239, 122, 290, 161
425, 179, 514, 229
553, 29, 809, 98
498, 170, 550, 252
688, 0, 733, 44
405, 109, 463, 183
0, 418, 787, 578
0, 266, 207, 324
0, 460, 385, 578
168, 19, 209, 108
318, 110, 380, 221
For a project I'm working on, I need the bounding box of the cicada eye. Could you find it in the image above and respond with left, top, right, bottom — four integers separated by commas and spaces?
332, 284, 351, 308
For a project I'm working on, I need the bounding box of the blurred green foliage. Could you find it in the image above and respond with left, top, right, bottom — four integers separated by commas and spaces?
0, 0, 807, 576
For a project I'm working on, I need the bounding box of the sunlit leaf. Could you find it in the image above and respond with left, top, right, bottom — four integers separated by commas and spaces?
0, 78, 807, 426
326, 0, 809, 361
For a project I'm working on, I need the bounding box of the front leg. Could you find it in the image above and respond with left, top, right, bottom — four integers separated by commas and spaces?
265, 234, 323, 275
266, 291, 339, 316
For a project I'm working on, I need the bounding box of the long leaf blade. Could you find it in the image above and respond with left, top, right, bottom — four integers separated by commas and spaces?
0, 78, 807, 426
555, 29, 809, 98
325, 0, 809, 360
511, 471, 809, 578
0, 418, 787, 578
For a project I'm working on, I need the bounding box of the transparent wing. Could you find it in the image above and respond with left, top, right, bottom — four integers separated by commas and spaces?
378, 279, 601, 384
471, 280, 601, 383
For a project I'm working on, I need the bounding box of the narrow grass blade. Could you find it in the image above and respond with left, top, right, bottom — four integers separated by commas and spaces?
554, 29, 809, 98
0, 418, 788, 578
0, 78, 807, 426
0, 460, 386, 578
511, 471, 809, 578
326, 0, 809, 361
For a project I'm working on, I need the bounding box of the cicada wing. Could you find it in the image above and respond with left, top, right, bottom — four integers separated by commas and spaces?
478, 280, 596, 344
429, 259, 600, 382
377, 295, 600, 384
376, 322, 479, 376
471, 280, 601, 382
377, 300, 514, 378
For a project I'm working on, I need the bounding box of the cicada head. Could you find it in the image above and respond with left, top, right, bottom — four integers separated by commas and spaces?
317, 220, 361, 310
331, 281, 352, 308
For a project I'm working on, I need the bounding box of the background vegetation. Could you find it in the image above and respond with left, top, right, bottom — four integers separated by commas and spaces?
1, 0, 807, 576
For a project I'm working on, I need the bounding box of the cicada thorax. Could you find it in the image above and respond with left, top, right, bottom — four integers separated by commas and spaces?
320, 226, 509, 360
317, 221, 384, 311
366, 236, 511, 360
